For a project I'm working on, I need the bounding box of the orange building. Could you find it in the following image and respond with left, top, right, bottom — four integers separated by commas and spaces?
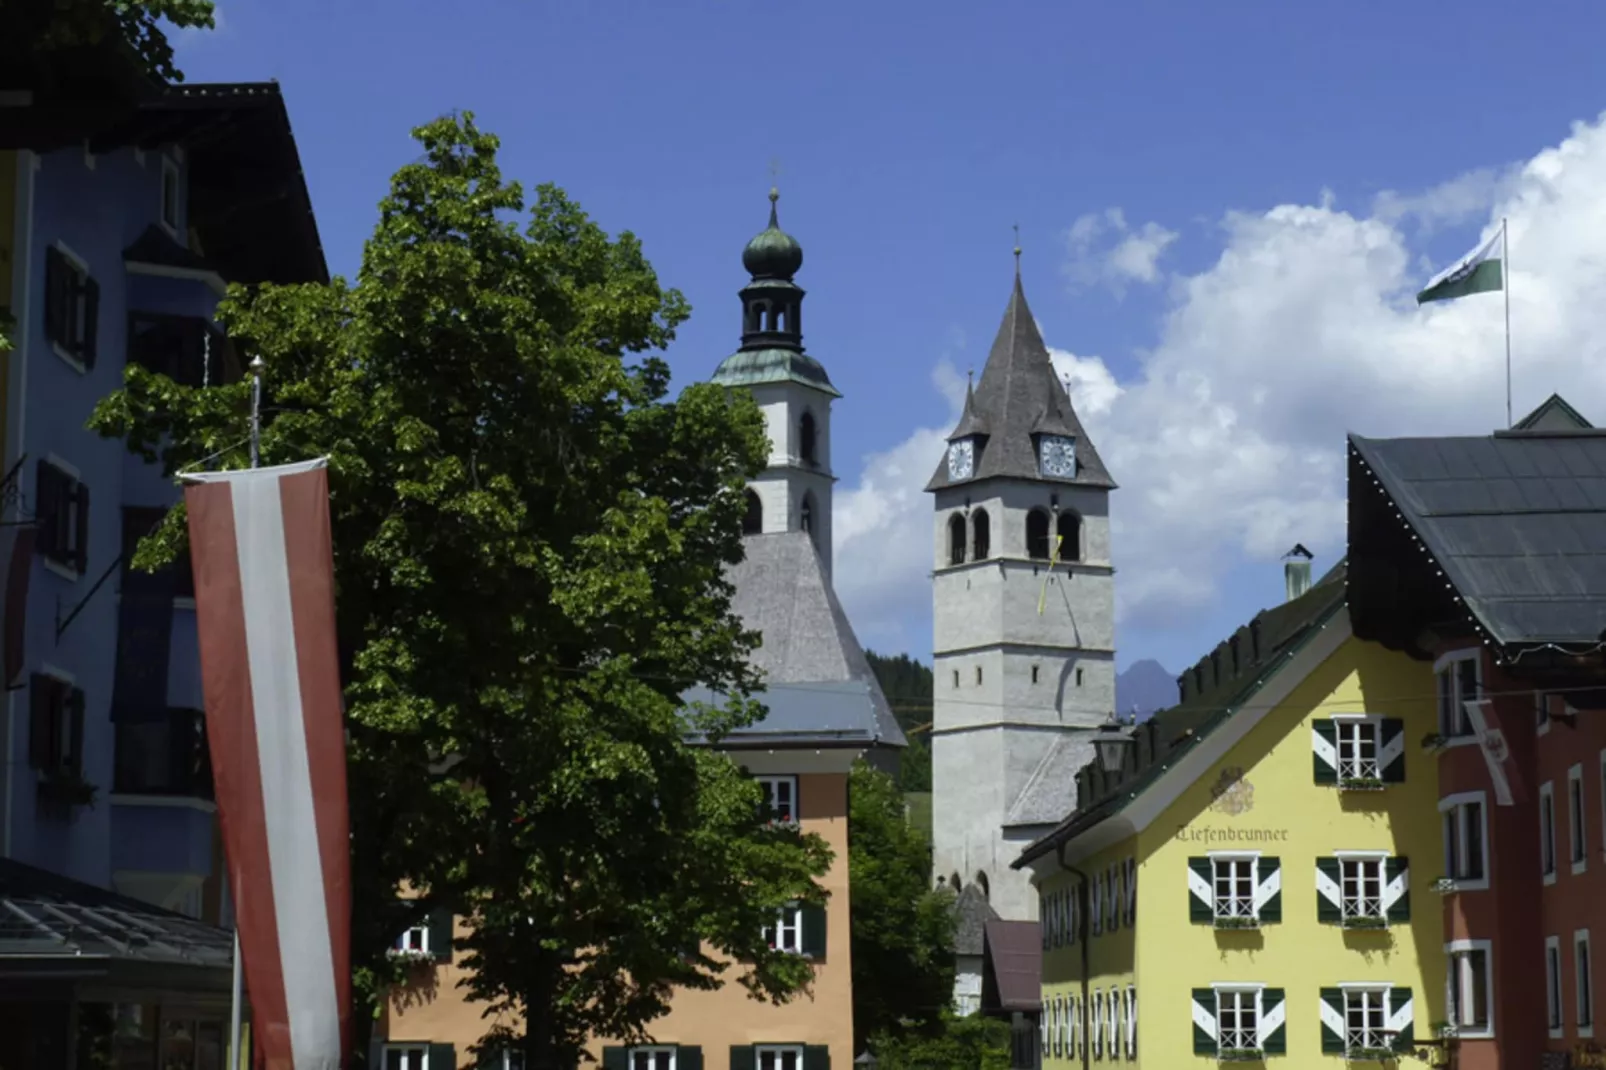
372, 192, 905, 1070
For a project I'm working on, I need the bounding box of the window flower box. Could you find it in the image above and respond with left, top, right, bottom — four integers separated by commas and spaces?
1213, 915, 1260, 931
1339, 776, 1386, 792
1346, 1047, 1395, 1062
385, 948, 434, 966
1218, 1048, 1265, 1062
1432, 1022, 1458, 1039
1341, 915, 1388, 931
1420, 732, 1448, 752
1430, 877, 1458, 894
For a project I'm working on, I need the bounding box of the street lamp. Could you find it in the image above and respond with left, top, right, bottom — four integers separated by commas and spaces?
854, 1051, 878, 1067
1091, 716, 1134, 774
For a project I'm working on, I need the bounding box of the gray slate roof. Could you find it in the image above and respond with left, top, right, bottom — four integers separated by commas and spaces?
1004, 733, 1095, 828
691, 532, 905, 747
951, 882, 998, 956
926, 274, 1115, 492
1350, 414, 1606, 646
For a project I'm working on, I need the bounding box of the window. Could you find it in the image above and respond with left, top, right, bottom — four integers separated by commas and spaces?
800, 493, 815, 538
1092, 990, 1104, 1057
35, 459, 89, 575
1446, 941, 1493, 1037
122, 505, 194, 600
972, 508, 991, 559
1056, 512, 1081, 562
1216, 989, 1260, 1054
952, 670, 959, 688
754, 1046, 803, 1070
764, 905, 802, 953
798, 412, 816, 465
947, 514, 966, 566
43, 244, 99, 367
1440, 792, 1489, 889
1026, 509, 1051, 560
757, 775, 797, 824
114, 707, 212, 798
975, 666, 982, 686
28, 673, 84, 776
1344, 987, 1390, 1055
1571, 764, 1588, 873
1213, 857, 1255, 920
128, 314, 232, 388
1538, 690, 1552, 735
383, 1047, 430, 1070
1341, 857, 1384, 922
1335, 718, 1379, 782
1091, 871, 1103, 936
742, 490, 762, 535
1580, 931, 1596, 1037
160, 156, 180, 232
1542, 781, 1558, 883
1031, 664, 1040, 685
1548, 936, 1564, 1035
630, 1048, 676, 1070
1435, 650, 1480, 737
395, 923, 430, 955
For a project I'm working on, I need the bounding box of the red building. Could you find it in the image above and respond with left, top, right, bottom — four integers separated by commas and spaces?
1347, 395, 1606, 1070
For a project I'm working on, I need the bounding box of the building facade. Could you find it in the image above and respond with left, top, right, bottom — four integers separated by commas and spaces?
1, 76, 326, 1066
376, 192, 903, 1070
925, 262, 1118, 927
1018, 565, 1450, 1067
1347, 397, 1606, 1070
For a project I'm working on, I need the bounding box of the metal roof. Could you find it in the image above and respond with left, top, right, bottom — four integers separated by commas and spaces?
982, 919, 1043, 1013
0, 858, 233, 968
926, 272, 1115, 492
1349, 424, 1606, 646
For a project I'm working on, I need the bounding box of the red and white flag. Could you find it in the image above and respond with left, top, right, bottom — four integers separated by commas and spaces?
184, 458, 351, 1070
1463, 698, 1524, 807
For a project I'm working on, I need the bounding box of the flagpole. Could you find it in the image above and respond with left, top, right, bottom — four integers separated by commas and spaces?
1503, 217, 1513, 429
229, 353, 265, 1070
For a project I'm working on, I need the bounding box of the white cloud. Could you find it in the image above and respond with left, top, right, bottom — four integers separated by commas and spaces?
1066, 207, 1179, 292
834, 109, 1606, 652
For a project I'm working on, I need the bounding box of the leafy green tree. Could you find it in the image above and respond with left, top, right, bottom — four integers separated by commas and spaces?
90, 113, 833, 1069
1, 0, 215, 83
849, 762, 955, 1052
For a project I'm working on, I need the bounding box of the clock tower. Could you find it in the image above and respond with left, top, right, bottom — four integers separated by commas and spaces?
925, 261, 1118, 924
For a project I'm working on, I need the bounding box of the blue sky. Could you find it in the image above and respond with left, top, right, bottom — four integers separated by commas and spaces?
177, 0, 1606, 676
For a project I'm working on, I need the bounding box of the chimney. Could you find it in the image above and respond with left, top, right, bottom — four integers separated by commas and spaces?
1284, 544, 1314, 602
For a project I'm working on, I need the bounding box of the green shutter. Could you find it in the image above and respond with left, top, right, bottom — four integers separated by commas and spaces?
1192, 988, 1217, 1055
729, 1047, 757, 1070
1188, 858, 1213, 923
803, 1045, 830, 1070
1386, 856, 1411, 923
1260, 988, 1286, 1055
677, 1046, 704, 1070
1319, 988, 1345, 1054
429, 908, 455, 964
602, 1048, 628, 1070
1389, 988, 1415, 1050
1380, 718, 1406, 782
1313, 720, 1338, 784
801, 902, 827, 958
429, 1043, 457, 1070
1256, 857, 1281, 923
1315, 858, 1342, 923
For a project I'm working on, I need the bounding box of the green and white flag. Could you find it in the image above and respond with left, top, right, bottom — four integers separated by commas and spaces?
1416, 228, 1505, 305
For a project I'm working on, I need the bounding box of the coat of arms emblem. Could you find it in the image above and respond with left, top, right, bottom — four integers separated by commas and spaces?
1208, 767, 1254, 816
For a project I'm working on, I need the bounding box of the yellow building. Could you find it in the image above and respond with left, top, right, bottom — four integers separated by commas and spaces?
1017, 561, 1447, 1067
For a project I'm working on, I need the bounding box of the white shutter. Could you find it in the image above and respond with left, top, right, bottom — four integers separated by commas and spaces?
1125, 858, 1137, 924
1070, 888, 1079, 944
1092, 875, 1103, 936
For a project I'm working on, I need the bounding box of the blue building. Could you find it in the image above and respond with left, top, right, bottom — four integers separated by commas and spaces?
0, 79, 326, 1065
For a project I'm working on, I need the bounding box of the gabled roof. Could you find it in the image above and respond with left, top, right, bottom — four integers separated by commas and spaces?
1004, 734, 1095, 829
982, 919, 1042, 1013
1349, 424, 1606, 646
1014, 566, 1347, 867
951, 882, 998, 956
1515, 393, 1593, 432
926, 274, 1115, 492
692, 532, 904, 748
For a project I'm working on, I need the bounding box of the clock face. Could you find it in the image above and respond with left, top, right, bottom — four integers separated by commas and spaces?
947, 438, 975, 481
1040, 435, 1077, 478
